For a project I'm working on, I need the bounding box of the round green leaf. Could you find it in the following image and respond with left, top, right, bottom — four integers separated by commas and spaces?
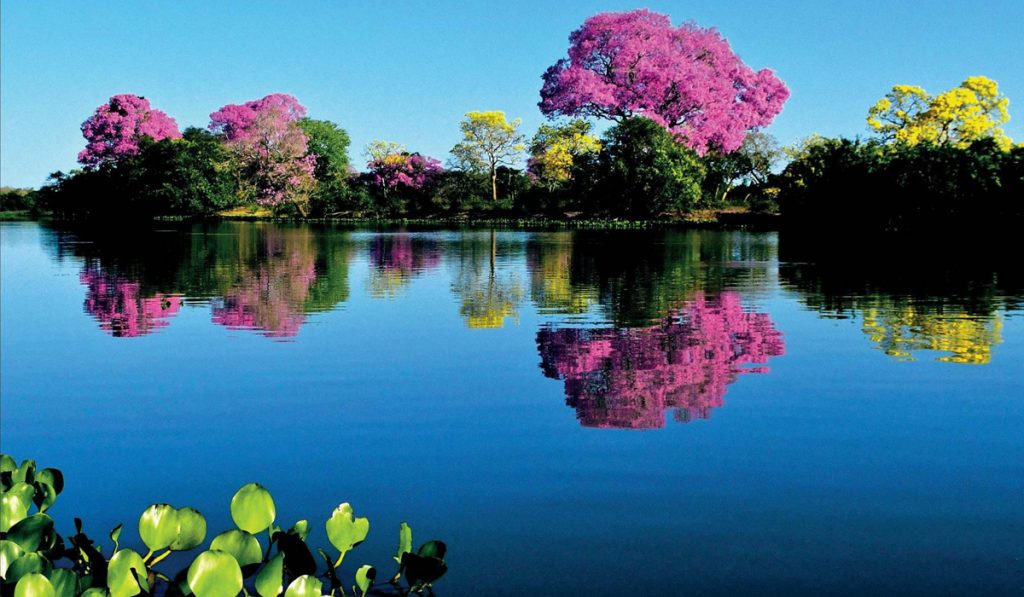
6, 482, 35, 508
139, 504, 179, 551
209, 530, 262, 567
187, 550, 243, 597
284, 575, 321, 597
254, 552, 284, 597
0, 455, 17, 474
14, 572, 56, 597
6, 553, 52, 585
1, 492, 30, 533
80, 589, 108, 597
355, 565, 376, 596
288, 520, 309, 542
32, 482, 58, 513
48, 568, 79, 597
230, 484, 275, 534
170, 507, 207, 551
107, 549, 147, 597
35, 470, 63, 495
13, 460, 36, 484
1, 539, 26, 579
7, 514, 55, 552
325, 503, 369, 554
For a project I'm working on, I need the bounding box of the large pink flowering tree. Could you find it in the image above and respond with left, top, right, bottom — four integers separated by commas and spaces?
209, 93, 316, 214
539, 9, 789, 153
78, 94, 182, 166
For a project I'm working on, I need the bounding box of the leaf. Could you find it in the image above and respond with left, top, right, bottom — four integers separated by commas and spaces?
170, 508, 207, 551
325, 503, 369, 555
14, 572, 56, 597
270, 531, 316, 577
6, 553, 53, 585
230, 484, 275, 534
139, 504, 179, 552
48, 568, 79, 597
283, 575, 321, 597
393, 522, 412, 564
80, 590, 109, 597
254, 552, 284, 597
6, 482, 36, 508
187, 550, 243, 597
288, 520, 309, 542
209, 530, 262, 567
32, 482, 58, 513
354, 565, 376, 596
107, 550, 148, 597
0, 455, 16, 474
1, 539, 26, 579
35, 469, 63, 495
13, 460, 36, 484
400, 552, 448, 589
416, 540, 446, 560
109, 524, 123, 553
7, 514, 56, 552
1, 492, 30, 533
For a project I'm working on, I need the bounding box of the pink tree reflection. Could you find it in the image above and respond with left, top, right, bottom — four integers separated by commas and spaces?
211, 228, 318, 338
80, 266, 182, 337
537, 292, 784, 429
367, 234, 442, 298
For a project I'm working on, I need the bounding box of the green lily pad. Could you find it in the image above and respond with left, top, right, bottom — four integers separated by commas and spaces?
283, 575, 321, 597
170, 507, 207, 551
107, 549, 148, 597
187, 550, 243, 597
325, 503, 369, 555
209, 530, 262, 567
14, 572, 56, 597
230, 483, 275, 534
139, 504, 179, 552
254, 552, 284, 597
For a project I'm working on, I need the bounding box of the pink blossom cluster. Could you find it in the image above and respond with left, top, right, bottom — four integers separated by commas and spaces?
537, 291, 785, 428
80, 266, 182, 337
78, 94, 182, 166
368, 154, 444, 191
209, 93, 316, 207
540, 9, 789, 153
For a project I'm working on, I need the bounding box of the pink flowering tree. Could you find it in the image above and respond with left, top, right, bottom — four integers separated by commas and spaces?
209, 93, 316, 215
537, 292, 785, 428
78, 94, 182, 166
364, 141, 444, 212
540, 10, 790, 153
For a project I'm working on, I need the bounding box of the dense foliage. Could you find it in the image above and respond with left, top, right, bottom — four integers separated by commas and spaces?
0, 455, 448, 597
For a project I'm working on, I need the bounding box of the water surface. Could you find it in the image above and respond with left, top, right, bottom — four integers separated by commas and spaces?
2, 222, 1021, 595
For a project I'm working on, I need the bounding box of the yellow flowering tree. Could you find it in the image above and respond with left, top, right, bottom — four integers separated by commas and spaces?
450, 111, 526, 202
527, 120, 601, 190
867, 76, 1013, 150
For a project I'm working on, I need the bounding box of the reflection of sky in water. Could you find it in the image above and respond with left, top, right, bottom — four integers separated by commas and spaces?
2, 222, 1022, 596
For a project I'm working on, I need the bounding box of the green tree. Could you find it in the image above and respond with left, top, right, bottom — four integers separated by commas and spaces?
297, 118, 352, 215
450, 111, 526, 203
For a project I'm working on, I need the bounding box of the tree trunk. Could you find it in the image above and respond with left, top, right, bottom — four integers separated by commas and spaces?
491, 168, 498, 203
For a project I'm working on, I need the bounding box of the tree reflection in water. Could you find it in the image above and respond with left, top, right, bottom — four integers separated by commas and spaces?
537, 292, 784, 429
80, 266, 182, 338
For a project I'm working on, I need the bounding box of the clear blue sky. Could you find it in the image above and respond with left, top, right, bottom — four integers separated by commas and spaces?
2, 0, 1023, 188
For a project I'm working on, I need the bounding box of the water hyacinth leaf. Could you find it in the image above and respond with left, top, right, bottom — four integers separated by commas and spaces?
48, 568, 79, 597
6, 553, 52, 585
0, 455, 16, 473
35, 469, 63, 495
32, 482, 58, 513
254, 552, 284, 597
139, 504, 179, 551
283, 575, 321, 597
80, 590, 109, 597
400, 552, 447, 588
6, 482, 36, 508
416, 540, 446, 560
209, 530, 262, 567
187, 550, 243, 597
7, 514, 56, 552
230, 483, 275, 534
170, 507, 207, 551
110, 524, 123, 553
289, 520, 309, 541
14, 460, 36, 484
1, 492, 30, 533
326, 503, 369, 554
107, 549, 148, 597
14, 572, 56, 597
394, 522, 412, 564
354, 565, 376, 596
1, 539, 26, 579
271, 532, 316, 577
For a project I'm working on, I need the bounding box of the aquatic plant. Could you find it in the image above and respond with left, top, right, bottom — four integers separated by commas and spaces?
0, 456, 447, 597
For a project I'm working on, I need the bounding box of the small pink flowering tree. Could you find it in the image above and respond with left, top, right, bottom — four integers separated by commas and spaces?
539, 9, 789, 154
365, 142, 443, 212
209, 93, 316, 215
78, 94, 181, 166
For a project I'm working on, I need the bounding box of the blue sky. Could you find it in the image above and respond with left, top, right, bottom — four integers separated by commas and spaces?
2, 0, 1023, 188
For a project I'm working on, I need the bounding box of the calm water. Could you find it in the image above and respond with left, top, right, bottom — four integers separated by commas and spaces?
1, 221, 1021, 595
